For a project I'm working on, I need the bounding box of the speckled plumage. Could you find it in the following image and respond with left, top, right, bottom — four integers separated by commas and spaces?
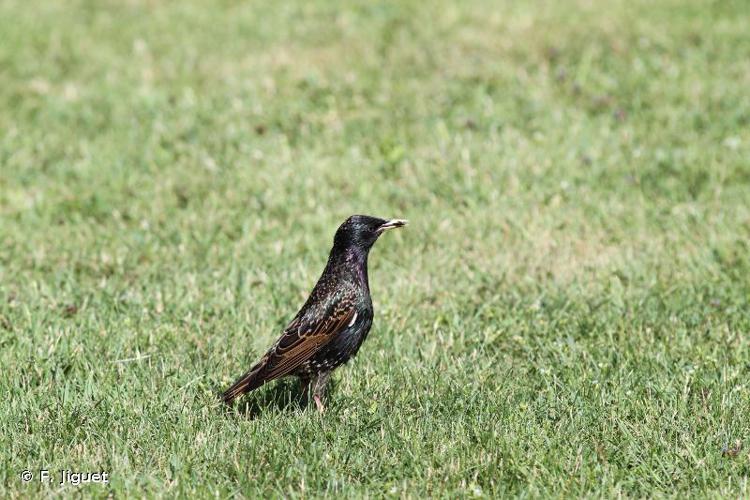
221, 215, 406, 411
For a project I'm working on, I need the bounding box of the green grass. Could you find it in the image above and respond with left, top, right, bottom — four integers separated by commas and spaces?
1, 0, 749, 496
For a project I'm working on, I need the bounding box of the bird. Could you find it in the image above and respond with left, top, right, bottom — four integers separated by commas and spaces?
221, 215, 407, 412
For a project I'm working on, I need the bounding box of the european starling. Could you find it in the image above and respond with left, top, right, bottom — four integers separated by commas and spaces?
221, 215, 407, 412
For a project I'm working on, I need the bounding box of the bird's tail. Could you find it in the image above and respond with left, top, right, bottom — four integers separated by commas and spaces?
221, 364, 266, 405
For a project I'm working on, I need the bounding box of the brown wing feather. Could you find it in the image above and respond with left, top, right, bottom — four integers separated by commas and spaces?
262, 306, 355, 380
221, 301, 355, 404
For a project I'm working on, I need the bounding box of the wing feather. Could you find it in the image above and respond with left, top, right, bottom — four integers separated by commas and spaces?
256, 301, 356, 381
221, 283, 359, 405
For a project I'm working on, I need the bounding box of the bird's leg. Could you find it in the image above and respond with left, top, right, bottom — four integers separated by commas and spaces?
299, 376, 312, 405
312, 371, 332, 413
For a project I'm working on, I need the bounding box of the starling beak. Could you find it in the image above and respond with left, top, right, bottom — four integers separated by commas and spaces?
221, 215, 406, 411
376, 219, 408, 233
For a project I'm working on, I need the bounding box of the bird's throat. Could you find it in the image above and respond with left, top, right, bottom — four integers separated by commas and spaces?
344, 248, 370, 291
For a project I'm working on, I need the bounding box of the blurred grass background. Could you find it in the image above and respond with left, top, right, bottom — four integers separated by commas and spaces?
1, 0, 749, 496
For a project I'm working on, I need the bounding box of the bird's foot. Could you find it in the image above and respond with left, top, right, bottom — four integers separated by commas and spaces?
313, 394, 325, 414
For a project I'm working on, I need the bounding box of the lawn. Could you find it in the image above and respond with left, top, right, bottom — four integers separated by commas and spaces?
1, 0, 749, 497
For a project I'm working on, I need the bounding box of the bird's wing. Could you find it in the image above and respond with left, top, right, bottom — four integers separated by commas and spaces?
220, 290, 356, 404
257, 297, 356, 381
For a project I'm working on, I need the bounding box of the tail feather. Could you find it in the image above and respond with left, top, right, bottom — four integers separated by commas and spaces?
221, 365, 266, 405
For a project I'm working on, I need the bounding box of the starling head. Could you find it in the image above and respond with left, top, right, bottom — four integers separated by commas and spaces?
332, 215, 407, 254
